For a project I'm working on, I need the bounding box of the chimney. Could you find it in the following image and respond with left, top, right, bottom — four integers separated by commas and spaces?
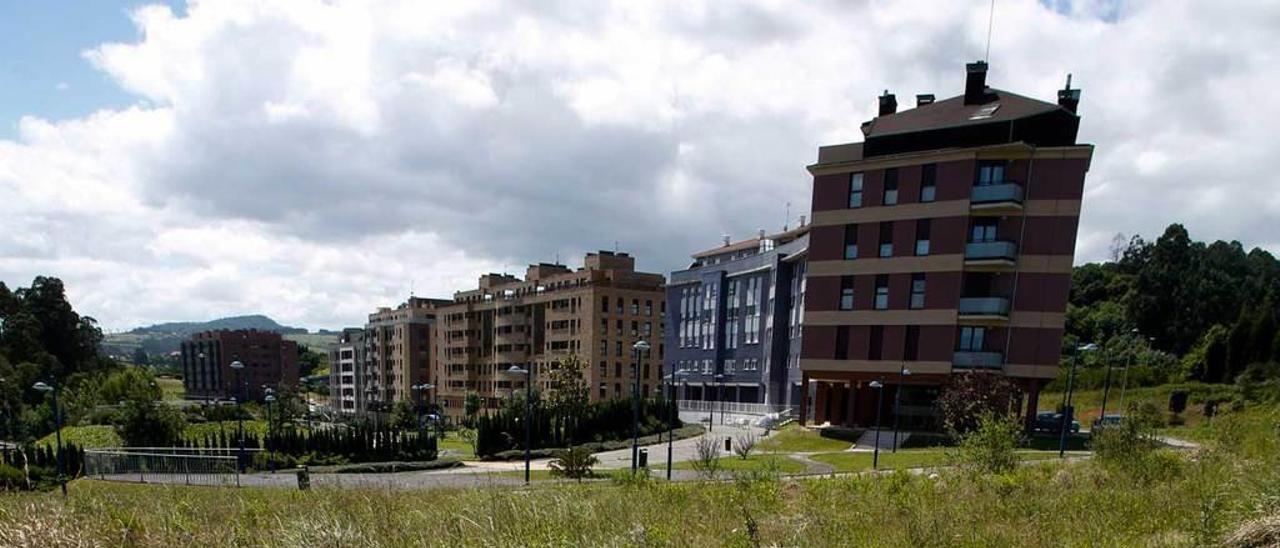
799, 215, 807, 227
916, 94, 935, 107
964, 61, 989, 105
877, 90, 897, 116
758, 229, 766, 239
722, 235, 731, 247
1057, 73, 1081, 114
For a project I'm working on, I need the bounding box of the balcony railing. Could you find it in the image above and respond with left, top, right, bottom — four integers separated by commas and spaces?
970, 183, 1024, 205
958, 297, 1011, 317
952, 351, 1004, 369
965, 240, 1018, 261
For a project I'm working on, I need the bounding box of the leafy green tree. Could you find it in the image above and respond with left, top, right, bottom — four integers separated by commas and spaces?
548, 445, 598, 481
545, 354, 589, 444
937, 373, 1021, 435
389, 400, 417, 430
116, 400, 186, 447
464, 393, 482, 425
131, 347, 149, 366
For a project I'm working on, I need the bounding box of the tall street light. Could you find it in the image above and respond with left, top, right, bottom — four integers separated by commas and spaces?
506, 365, 533, 484
1101, 327, 1140, 420
891, 367, 912, 453
630, 340, 650, 474
1060, 343, 1097, 458
869, 380, 885, 470
229, 360, 246, 472
32, 381, 66, 497
264, 388, 276, 473
412, 383, 436, 430
666, 370, 688, 481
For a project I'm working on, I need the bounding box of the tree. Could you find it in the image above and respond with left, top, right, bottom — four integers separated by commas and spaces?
389, 400, 417, 430
691, 436, 722, 479
936, 373, 1021, 435
464, 393, 482, 425
131, 347, 150, 366
116, 401, 187, 447
545, 354, 589, 444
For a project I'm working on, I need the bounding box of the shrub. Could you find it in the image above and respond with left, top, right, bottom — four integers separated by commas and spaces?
691, 437, 722, 479
733, 432, 757, 460
1092, 407, 1161, 470
0, 464, 27, 491
937, 373, 1020, 435
250, 451, 298, 471
951, 413, 1020, 474
116, 401, 186, 447
549, 445, 598, 481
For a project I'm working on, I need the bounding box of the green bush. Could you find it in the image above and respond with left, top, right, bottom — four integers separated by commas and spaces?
320, 459, 461, 474
0, 464, 26, 491
549, 446, 598, 481
951, 413, 1021, 474
250, 451, 298, 471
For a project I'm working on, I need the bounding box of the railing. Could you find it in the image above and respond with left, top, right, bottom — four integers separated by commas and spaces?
958, 297, 1011, 316
678, 400, 797, 417
952, 351, 1004, 369
970, 183, 1024, 204
85, 447, 261, 487
965, 240, 1018, 261
494, 313, 527, 326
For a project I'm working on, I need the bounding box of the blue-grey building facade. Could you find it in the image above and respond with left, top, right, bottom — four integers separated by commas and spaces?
664, 224, 809, 410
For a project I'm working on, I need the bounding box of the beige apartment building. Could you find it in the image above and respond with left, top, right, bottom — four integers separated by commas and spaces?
434, 251, 666, 419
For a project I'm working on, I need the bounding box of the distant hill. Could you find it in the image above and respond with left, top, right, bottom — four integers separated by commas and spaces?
102, 315, 335, 357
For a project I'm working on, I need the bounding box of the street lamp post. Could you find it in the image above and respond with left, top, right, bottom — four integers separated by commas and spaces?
630, 340, 650, 474
264, 388, 276, 473
229, 360, 246, 472
1101, 328, 1140, 420
891, 367, 912, 453
869, 380, 884, 470
1060, 343, 1097, 458
506, 365, 533, 484
667, 370, 688, 481
32, 382, 66, 496
713, 373, 725, 430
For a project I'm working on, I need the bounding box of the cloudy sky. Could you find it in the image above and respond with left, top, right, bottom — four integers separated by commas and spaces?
2, 0, 1277, 331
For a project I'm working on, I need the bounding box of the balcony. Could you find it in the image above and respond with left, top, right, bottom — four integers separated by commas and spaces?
495, 331, 527, 344
957, 297, 1010, 321
970, 183, 1024, 214
952, 351, 1004, 369
964, 241, 1018, 269
495, 313, 527, 327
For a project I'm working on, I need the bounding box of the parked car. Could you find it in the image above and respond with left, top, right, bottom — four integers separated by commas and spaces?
1032, 412, 1080, 434
1091, 414, 1125, 432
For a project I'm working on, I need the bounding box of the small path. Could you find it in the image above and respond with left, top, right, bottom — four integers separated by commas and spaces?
1156, 436, 1201, 450
786, 453, 834, 475
851, 429, 909, 452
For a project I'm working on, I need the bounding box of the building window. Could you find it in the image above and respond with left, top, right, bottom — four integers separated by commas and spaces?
645, 300, 652, 316
958, 326, 986, 351
835, 326, 850, 360
615, 362, 622, 377
878, 222, 893, 258
598, 361, 607, 378
848, 173, 864, 208
920, 164, 937, 202
905, 325, 920, 361
843, 224, 858, 260
839, 276, 855, 310
874, 275, 889, 310
615, 341, 622, 356
976, 161, 1006, 186
616, 298, 624, 314
971, 218, 999, 243
724, 359, 735, 375
883, 168, 899, 205
915, 219, 931, 256
910, 273, 926, 309
869, 326, 884, 360
602, 296, 609, 313
631, 299, 639, 315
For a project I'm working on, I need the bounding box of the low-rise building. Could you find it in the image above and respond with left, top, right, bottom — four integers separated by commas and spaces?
180, 329, 300, 402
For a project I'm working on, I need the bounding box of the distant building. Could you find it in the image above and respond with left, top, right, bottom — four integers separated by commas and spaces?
665, 223, 809, 412
799, 61, 1091, 429
180, 329, 300, 402
328, 328, 364, 414
434, 251, 666, 419
362, 297, 450, 412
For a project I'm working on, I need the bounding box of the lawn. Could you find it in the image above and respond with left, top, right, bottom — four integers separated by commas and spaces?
1038, 382, 1237, 430
808, 448, 1062, 473
183, 420, 269, 441
673, 454, 808, 474
437, 431, 477, 460
156, 377, 185, 401
756, 424, 855, 453
37, 425, 122, 449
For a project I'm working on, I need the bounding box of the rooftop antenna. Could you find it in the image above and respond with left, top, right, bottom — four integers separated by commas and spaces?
984, 0, 996, 63
410, 279, 415, 297
614, 240, 619, 253
785, 201, 791, 230
555, 251, 561, 265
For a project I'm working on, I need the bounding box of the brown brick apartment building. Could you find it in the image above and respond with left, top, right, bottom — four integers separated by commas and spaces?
434, 251, 666, 419
180, 329, 300, 402
799, 62, 1091, 429
362, 297, 450, 411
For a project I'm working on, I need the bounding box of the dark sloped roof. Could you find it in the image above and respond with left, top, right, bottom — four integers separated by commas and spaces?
862, 88, 1064, 138
690, 225, 810, 259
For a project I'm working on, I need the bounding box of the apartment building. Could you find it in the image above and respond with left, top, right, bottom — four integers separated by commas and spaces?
800, 61, 1091, 429
434, 251, 666, 419
180, 329, 300, 402
665, 223, 809, 411
362, 297, 449, 411
327, 328, 364, 414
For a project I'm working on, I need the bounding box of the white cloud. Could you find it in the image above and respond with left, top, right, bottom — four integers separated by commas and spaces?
2, 0, 1279, 330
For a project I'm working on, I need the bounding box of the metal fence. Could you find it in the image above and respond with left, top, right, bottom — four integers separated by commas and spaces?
85, 447, 258, 487
678, 400, 797, 418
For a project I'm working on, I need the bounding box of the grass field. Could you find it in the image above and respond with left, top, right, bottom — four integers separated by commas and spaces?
756, 423, 855, 453
808, 448, 1062, 473
3, 412, 1277, 547
155, 377, 184, 401
1039, 382, 1238, 429
673, 454, 808, 474
37, 425, 122, 449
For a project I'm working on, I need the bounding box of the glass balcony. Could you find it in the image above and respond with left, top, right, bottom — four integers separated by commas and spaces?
965, 241, 1018, 261
957, 297, 1011, 317
952, 351, 1004, 369
970, 183, 1024, 205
